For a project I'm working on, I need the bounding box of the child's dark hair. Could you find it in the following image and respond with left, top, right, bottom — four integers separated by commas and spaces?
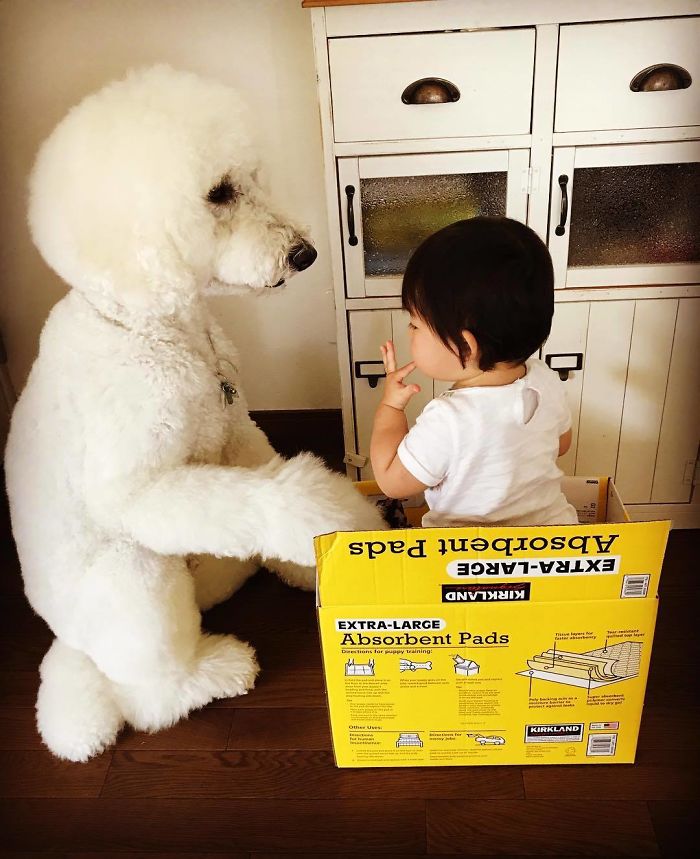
401, 216, 554, 371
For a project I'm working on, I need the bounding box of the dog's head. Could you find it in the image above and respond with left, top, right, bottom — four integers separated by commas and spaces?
28, 65, 316, 314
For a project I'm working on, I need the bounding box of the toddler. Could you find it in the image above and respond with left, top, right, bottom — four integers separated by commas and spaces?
370, 216, 578, 527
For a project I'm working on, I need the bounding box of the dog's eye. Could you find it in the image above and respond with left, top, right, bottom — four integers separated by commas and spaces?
206, 178, 238, 205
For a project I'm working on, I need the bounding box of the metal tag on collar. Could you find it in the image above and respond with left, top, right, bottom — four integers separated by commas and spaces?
220, 378, 238, 406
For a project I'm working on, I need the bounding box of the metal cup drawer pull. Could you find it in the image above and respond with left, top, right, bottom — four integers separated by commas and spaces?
401, 77, 461, 105
630, 63, 692, 92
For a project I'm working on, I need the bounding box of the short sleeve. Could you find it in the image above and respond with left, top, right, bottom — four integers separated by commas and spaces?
528, 359, 572, 436
545, 366, 572, 435
397, 398, 455, 487
552, 377, 572, 435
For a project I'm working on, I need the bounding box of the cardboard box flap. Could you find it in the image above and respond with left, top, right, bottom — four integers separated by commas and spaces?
315, 519, 670, 608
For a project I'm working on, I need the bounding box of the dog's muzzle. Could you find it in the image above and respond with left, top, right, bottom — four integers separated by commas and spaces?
287, 240, 317, 272
266, 240, 317, 288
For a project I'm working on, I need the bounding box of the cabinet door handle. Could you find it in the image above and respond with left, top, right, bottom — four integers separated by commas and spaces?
554, 174, 569, 237
355, 360, 385, 389
401, 77, 461, 104
545, 352, 583, 382
345, 185, 359, 247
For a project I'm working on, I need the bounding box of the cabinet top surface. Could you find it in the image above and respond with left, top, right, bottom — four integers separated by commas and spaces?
305, 1, 699, 35
302, 1, 414, 6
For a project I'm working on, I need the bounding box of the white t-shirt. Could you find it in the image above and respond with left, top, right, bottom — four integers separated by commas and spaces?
397, 358, 579, 527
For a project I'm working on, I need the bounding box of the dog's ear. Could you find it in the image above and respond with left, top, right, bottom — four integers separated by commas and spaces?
123, 223, 199, 312
28, 64, 258, 306
28, 144, 200, 311
27, 85, 207, 311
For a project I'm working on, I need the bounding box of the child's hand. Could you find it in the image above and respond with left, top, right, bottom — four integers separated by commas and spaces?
380, 340, 421, 411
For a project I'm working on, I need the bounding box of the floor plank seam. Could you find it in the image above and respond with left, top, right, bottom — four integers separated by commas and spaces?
97, 750, 115, 799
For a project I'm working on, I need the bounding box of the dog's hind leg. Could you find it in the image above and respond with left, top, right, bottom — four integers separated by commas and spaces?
189, 554, 259, 611
261, 557, 316, 592
36, 639, 124, 762
70, 543, 259, 737
113, 632, 259, 733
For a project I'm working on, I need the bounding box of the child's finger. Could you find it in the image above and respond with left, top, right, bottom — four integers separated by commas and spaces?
384, 340, 397, 373
394, 360, 417, 381
380, 343, 392, 373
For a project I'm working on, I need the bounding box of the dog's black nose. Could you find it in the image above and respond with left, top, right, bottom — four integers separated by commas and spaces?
288, 240, 317, 272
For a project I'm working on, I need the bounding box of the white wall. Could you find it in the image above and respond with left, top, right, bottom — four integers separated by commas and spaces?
0, 0, 340, 411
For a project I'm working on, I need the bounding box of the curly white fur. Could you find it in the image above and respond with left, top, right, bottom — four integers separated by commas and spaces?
4, 65, 385, 761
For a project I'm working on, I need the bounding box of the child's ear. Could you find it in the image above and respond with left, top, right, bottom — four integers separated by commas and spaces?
461, 329, 480, 362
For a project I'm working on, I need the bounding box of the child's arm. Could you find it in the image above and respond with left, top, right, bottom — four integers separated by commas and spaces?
558, 428, 572, 457
372, 404, 427, 497
370, 341, 428, 499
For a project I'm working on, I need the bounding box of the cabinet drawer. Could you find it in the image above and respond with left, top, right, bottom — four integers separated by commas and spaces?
555, 17, 700, 132
328, 29, 535, 143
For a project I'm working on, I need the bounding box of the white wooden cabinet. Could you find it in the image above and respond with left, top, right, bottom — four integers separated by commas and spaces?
308, 0, 700, 527
544, 298, 700, 520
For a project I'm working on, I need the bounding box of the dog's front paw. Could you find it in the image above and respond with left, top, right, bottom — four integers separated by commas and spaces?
266, 454, 387, 565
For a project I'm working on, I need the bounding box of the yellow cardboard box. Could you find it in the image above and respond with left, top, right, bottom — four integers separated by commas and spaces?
314, 478, 670, 767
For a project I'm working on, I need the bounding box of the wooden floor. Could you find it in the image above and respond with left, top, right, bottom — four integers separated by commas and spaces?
0, 450, 698, 855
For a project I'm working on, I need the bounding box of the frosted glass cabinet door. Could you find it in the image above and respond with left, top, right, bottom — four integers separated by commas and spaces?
339, 150, 529, 298
549, 142, 700, 288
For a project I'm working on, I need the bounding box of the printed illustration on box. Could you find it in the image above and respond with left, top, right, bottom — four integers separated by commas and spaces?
519, 640, 641, 691
467, 733, 506, 745
396, 732, 423, 747
400, 658, 433, 672
453, 655, 480, 676
345, 658, 376, 676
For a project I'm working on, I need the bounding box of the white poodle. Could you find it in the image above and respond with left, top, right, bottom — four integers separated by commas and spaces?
4, 65, 384, 762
